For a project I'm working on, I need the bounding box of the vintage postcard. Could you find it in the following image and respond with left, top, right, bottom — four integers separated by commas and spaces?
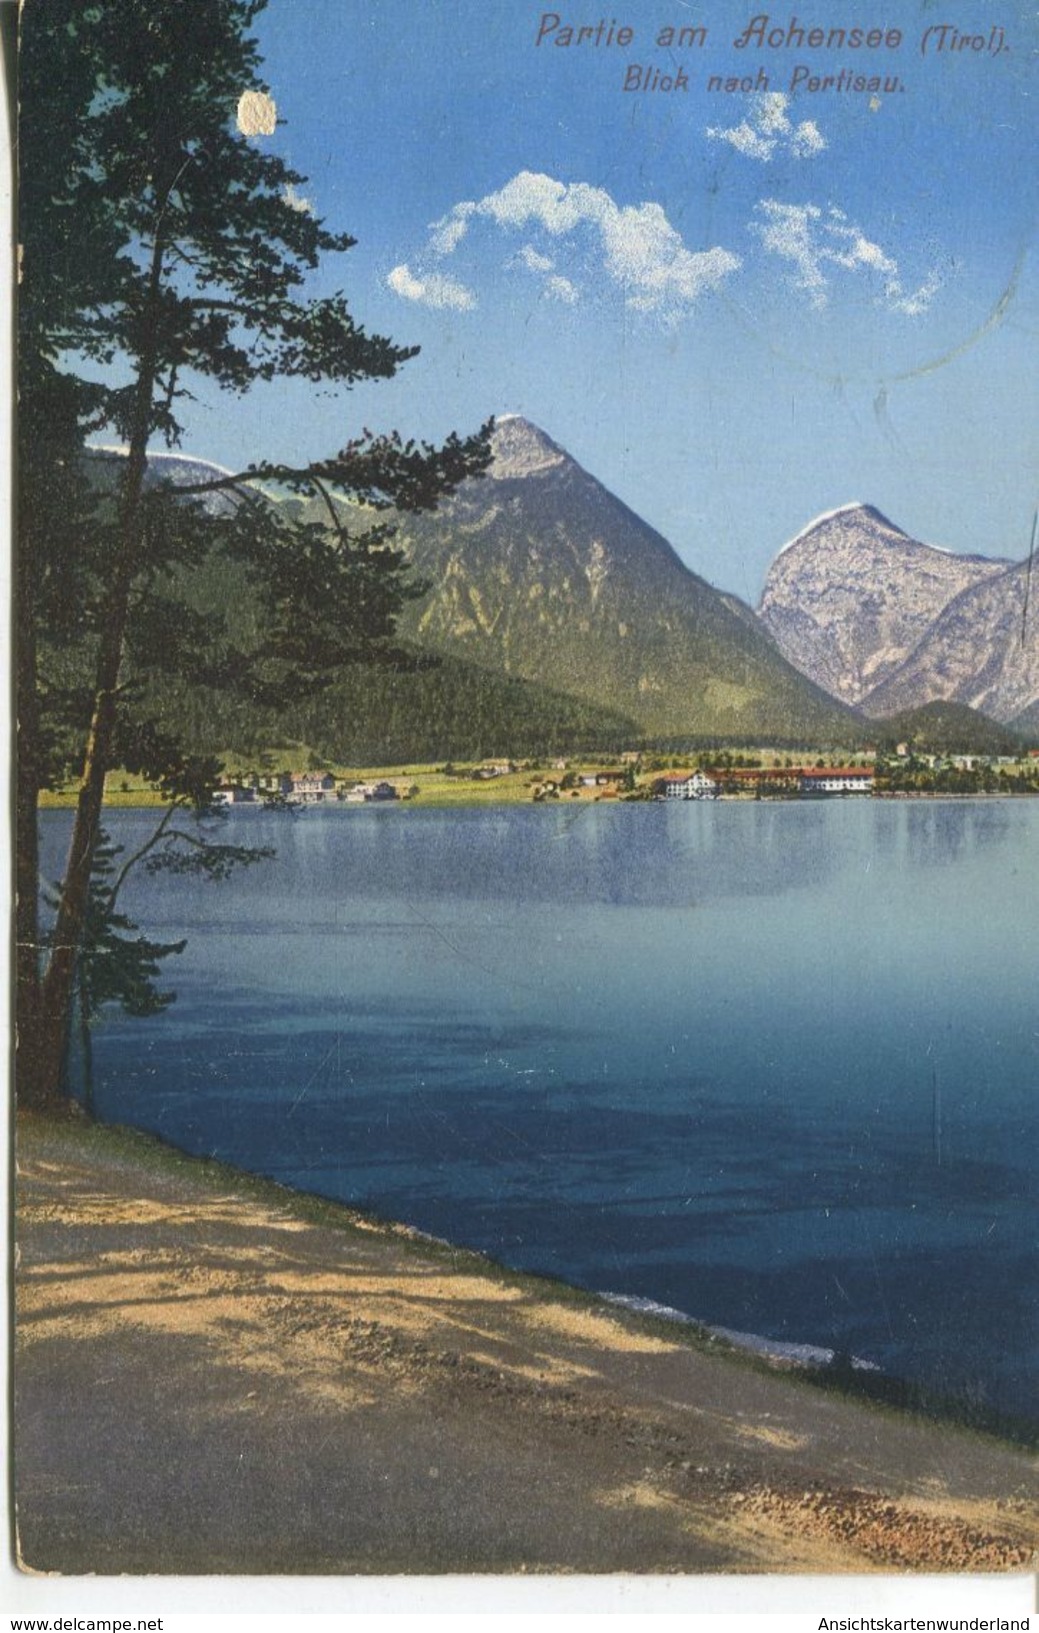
10, 0, 1038, 1605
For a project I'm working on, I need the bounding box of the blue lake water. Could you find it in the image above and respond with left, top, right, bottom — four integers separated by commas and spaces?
40, 798, 1038, 1419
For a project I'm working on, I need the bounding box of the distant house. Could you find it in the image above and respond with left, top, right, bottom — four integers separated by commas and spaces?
336, 779, 400, 802
653, 771, 718, 800
212, 784, 256, 806
576, 769, 628, 788
799, 767, 874, 796
289, 771, 336, 803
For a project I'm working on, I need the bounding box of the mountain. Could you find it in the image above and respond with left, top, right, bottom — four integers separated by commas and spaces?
369, 417, 859, 743
165, 643, 644, 765
860, 558, 1039, 724
1008, 699, 1039, 743
127, 474, 644, 761
93, 433, 1038, 757
89, 428, 864, 756
868, 700, 1022, 756
88, 446, 247, 516
140, 450, 238, 501
758, 504, 1008, 707
82, 443, 640, 762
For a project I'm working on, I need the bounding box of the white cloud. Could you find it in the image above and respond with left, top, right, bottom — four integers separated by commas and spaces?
393, 170, 740, 320
510, 247, 575, 300
475, 172, 614, 238
386, 262, 476, 311
598, 200, 740, 309
712, 121, 774, 162
544, 274, 578, 303
516, 244, 554, 273
707, 92, 826, 162
791, 122, 827, 158
754, 201, 830, 305
753, 200, 940, 313
282, 183, 313, 215
429, 203, 475, 256
890, 269, 943, 317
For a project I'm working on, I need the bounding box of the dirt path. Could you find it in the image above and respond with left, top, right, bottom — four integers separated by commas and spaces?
14, 1113, 1039, 1575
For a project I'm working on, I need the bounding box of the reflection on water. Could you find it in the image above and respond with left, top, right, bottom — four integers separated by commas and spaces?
878, 798, 1014, 868
39, 798, 1039, 1418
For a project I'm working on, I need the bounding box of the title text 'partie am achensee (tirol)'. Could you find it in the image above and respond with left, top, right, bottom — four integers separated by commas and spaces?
535, 13, 1010, 94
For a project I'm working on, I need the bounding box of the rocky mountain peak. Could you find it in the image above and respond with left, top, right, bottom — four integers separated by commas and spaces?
860, 557, 1039, 723
759, 504, 1013, 709
387, 417, 857, 741
774, 502, 907, 559
489, 415, 568, 480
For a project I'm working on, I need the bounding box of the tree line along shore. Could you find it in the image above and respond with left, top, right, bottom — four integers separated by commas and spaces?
37, 745, 1039, 810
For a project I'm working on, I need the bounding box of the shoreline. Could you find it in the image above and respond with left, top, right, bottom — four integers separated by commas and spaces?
600, 1290, 880, 1374
37, 786, 1039, 811
14, 1109, 1039, 1575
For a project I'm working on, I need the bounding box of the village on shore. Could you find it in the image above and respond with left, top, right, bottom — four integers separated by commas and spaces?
198, 742, 1039, 809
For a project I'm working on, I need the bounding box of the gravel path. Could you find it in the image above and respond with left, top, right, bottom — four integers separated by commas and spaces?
14, 1113, 1039, 1576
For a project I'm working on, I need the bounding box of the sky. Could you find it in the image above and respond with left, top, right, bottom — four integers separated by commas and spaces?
182, 0, 1036, 602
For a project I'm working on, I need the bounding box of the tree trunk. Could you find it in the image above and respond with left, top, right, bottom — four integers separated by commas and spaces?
31, 646, 124, 1106
13, 538, 59, 1110
28, 239, 166, 1107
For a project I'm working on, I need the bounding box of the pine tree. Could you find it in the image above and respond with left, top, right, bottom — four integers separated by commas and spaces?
17, 0, 491, 1107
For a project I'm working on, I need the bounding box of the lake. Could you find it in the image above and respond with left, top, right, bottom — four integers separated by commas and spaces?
40, 797, 1038, 1421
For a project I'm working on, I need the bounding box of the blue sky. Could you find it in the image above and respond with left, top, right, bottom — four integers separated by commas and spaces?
186, 0, 1036, 601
